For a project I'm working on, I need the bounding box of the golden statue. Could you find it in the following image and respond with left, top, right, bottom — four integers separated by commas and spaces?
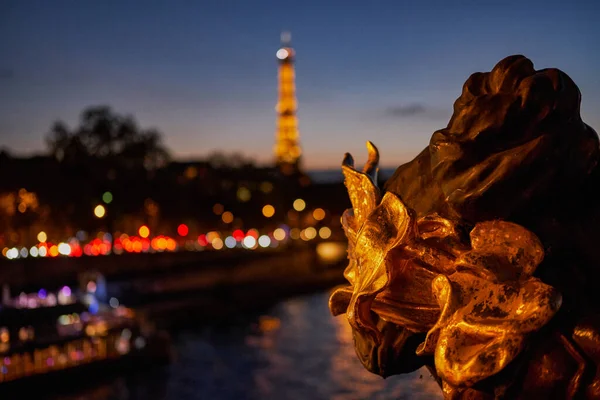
329, 55, 600, 399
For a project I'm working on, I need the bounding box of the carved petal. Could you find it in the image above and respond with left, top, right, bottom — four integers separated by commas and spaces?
346, 192, 414, 342
455, 220, 545, 282
417, 272, 562, 387
342, 142, 381, 228
341, 209, 358, 285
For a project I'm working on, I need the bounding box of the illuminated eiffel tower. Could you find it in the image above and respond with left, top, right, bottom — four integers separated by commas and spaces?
274, 32, 302, 176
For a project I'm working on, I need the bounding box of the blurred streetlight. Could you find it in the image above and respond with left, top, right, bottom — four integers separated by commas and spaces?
37, 231, 47, 243
262, 205, 275, 218
293, 198, 306, 211
102, 191, 113, 204
94, 205, 106, 218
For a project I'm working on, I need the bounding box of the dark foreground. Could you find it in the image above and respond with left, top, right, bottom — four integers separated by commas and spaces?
40, 290, 440, 400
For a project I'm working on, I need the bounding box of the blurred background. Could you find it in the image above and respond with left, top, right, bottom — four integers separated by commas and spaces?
0, 1, 598, 399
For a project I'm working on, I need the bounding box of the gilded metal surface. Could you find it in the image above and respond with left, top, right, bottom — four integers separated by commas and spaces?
329, 55, 600, 399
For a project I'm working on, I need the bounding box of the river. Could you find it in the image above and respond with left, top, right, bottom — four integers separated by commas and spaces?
51, 290, 442, 400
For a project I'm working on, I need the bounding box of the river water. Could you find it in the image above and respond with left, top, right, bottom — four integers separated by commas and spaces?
54, 290, 442, 400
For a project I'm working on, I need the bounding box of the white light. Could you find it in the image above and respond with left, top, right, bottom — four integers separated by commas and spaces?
258, 235, 271, 248
58, 242, 71, 256
243, 236, 256, 249
29, 246, 39, 257
39, 246, 47, 257
276, 49, 289, 60
134, 336, 146, 349
225, 236, 236, 249
6, 248, 19, 260
109, 297, 120, 308
19, 247, 28, 258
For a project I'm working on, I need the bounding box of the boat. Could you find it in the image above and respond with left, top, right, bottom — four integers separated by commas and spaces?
0, 278, 171, 392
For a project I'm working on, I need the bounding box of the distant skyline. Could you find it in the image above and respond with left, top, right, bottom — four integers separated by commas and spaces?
1, 0, 599, 169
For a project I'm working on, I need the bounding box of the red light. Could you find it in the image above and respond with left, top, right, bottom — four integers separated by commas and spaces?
233, 229, 245, 241
177, 224, 189, 237
197, 234, 208, 246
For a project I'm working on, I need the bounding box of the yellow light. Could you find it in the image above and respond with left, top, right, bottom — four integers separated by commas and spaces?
293, 198, 306, 211
94, 205, 106, 218
49, 245, 59, 257
316, 242, 347, 264
37, 231, 47, 243
222, 211, 234, 224
138, 225, 150, 238
273, 228, 286, 241
319, 227, 332, 239
237, 187, 251, 202
212, 237, 224, 250
313, 208, 326, 221
304, 227, 317, 240
262, 205, 275, 218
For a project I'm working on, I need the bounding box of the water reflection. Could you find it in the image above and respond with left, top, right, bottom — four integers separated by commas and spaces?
50, 291, 442, 400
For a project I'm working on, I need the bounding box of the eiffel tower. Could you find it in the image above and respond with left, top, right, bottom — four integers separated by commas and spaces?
273, 32, 302, 176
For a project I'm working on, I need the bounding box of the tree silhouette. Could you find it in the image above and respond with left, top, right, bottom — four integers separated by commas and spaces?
47, 106, 170, 170
44, 106, 171, 232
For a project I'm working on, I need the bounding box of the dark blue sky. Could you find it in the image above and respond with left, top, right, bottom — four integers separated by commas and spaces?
1, 0, 599, 168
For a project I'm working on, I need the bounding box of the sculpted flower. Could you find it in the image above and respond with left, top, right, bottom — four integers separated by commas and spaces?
331, 142, 417, 342
330, 143, 467, 342
416, 221, 562, 389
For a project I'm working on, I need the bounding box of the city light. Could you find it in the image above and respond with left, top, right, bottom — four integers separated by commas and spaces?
221, 211, 234, 223
313, 208, 326, 221
237, 187, 251, 202
138, 225, 150, 238
258, 235, 271, 248
303, 227, 317, 240
273, 228, 286, 241
58, 243, 71, 256
94, 205, 106, 218
29, 246, 39, 257
177, 224, 189, 237
102, 191, 113, 204
276, 48, 289, 60
319, 227, 332, 239
225, 236, 236, 249
212, 237, 224, 250
243, 236, 257, 249
212, 203, 224, 215
262, 204, 275, 218
37, 231, 47, 243
293, 198, 306, 211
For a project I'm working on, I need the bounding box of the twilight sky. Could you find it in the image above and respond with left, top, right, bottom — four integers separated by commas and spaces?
1, 0, 599, 169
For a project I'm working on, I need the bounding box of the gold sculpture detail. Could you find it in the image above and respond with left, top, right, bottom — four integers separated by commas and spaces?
329, 142, 562, 393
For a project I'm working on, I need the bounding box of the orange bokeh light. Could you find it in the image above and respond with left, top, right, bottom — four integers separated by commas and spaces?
138, 225, 150, 238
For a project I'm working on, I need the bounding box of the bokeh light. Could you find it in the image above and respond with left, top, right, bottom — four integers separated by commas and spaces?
293, 198, 306, 211
102, 191, 113, 204
37, 231, 47, 243
94, 205, 106, 218
177, 224, 189, 237
221, 211, 234, 223
138, 225, 150, 238
262, 205, 275, 218
313, 208, 326, 221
